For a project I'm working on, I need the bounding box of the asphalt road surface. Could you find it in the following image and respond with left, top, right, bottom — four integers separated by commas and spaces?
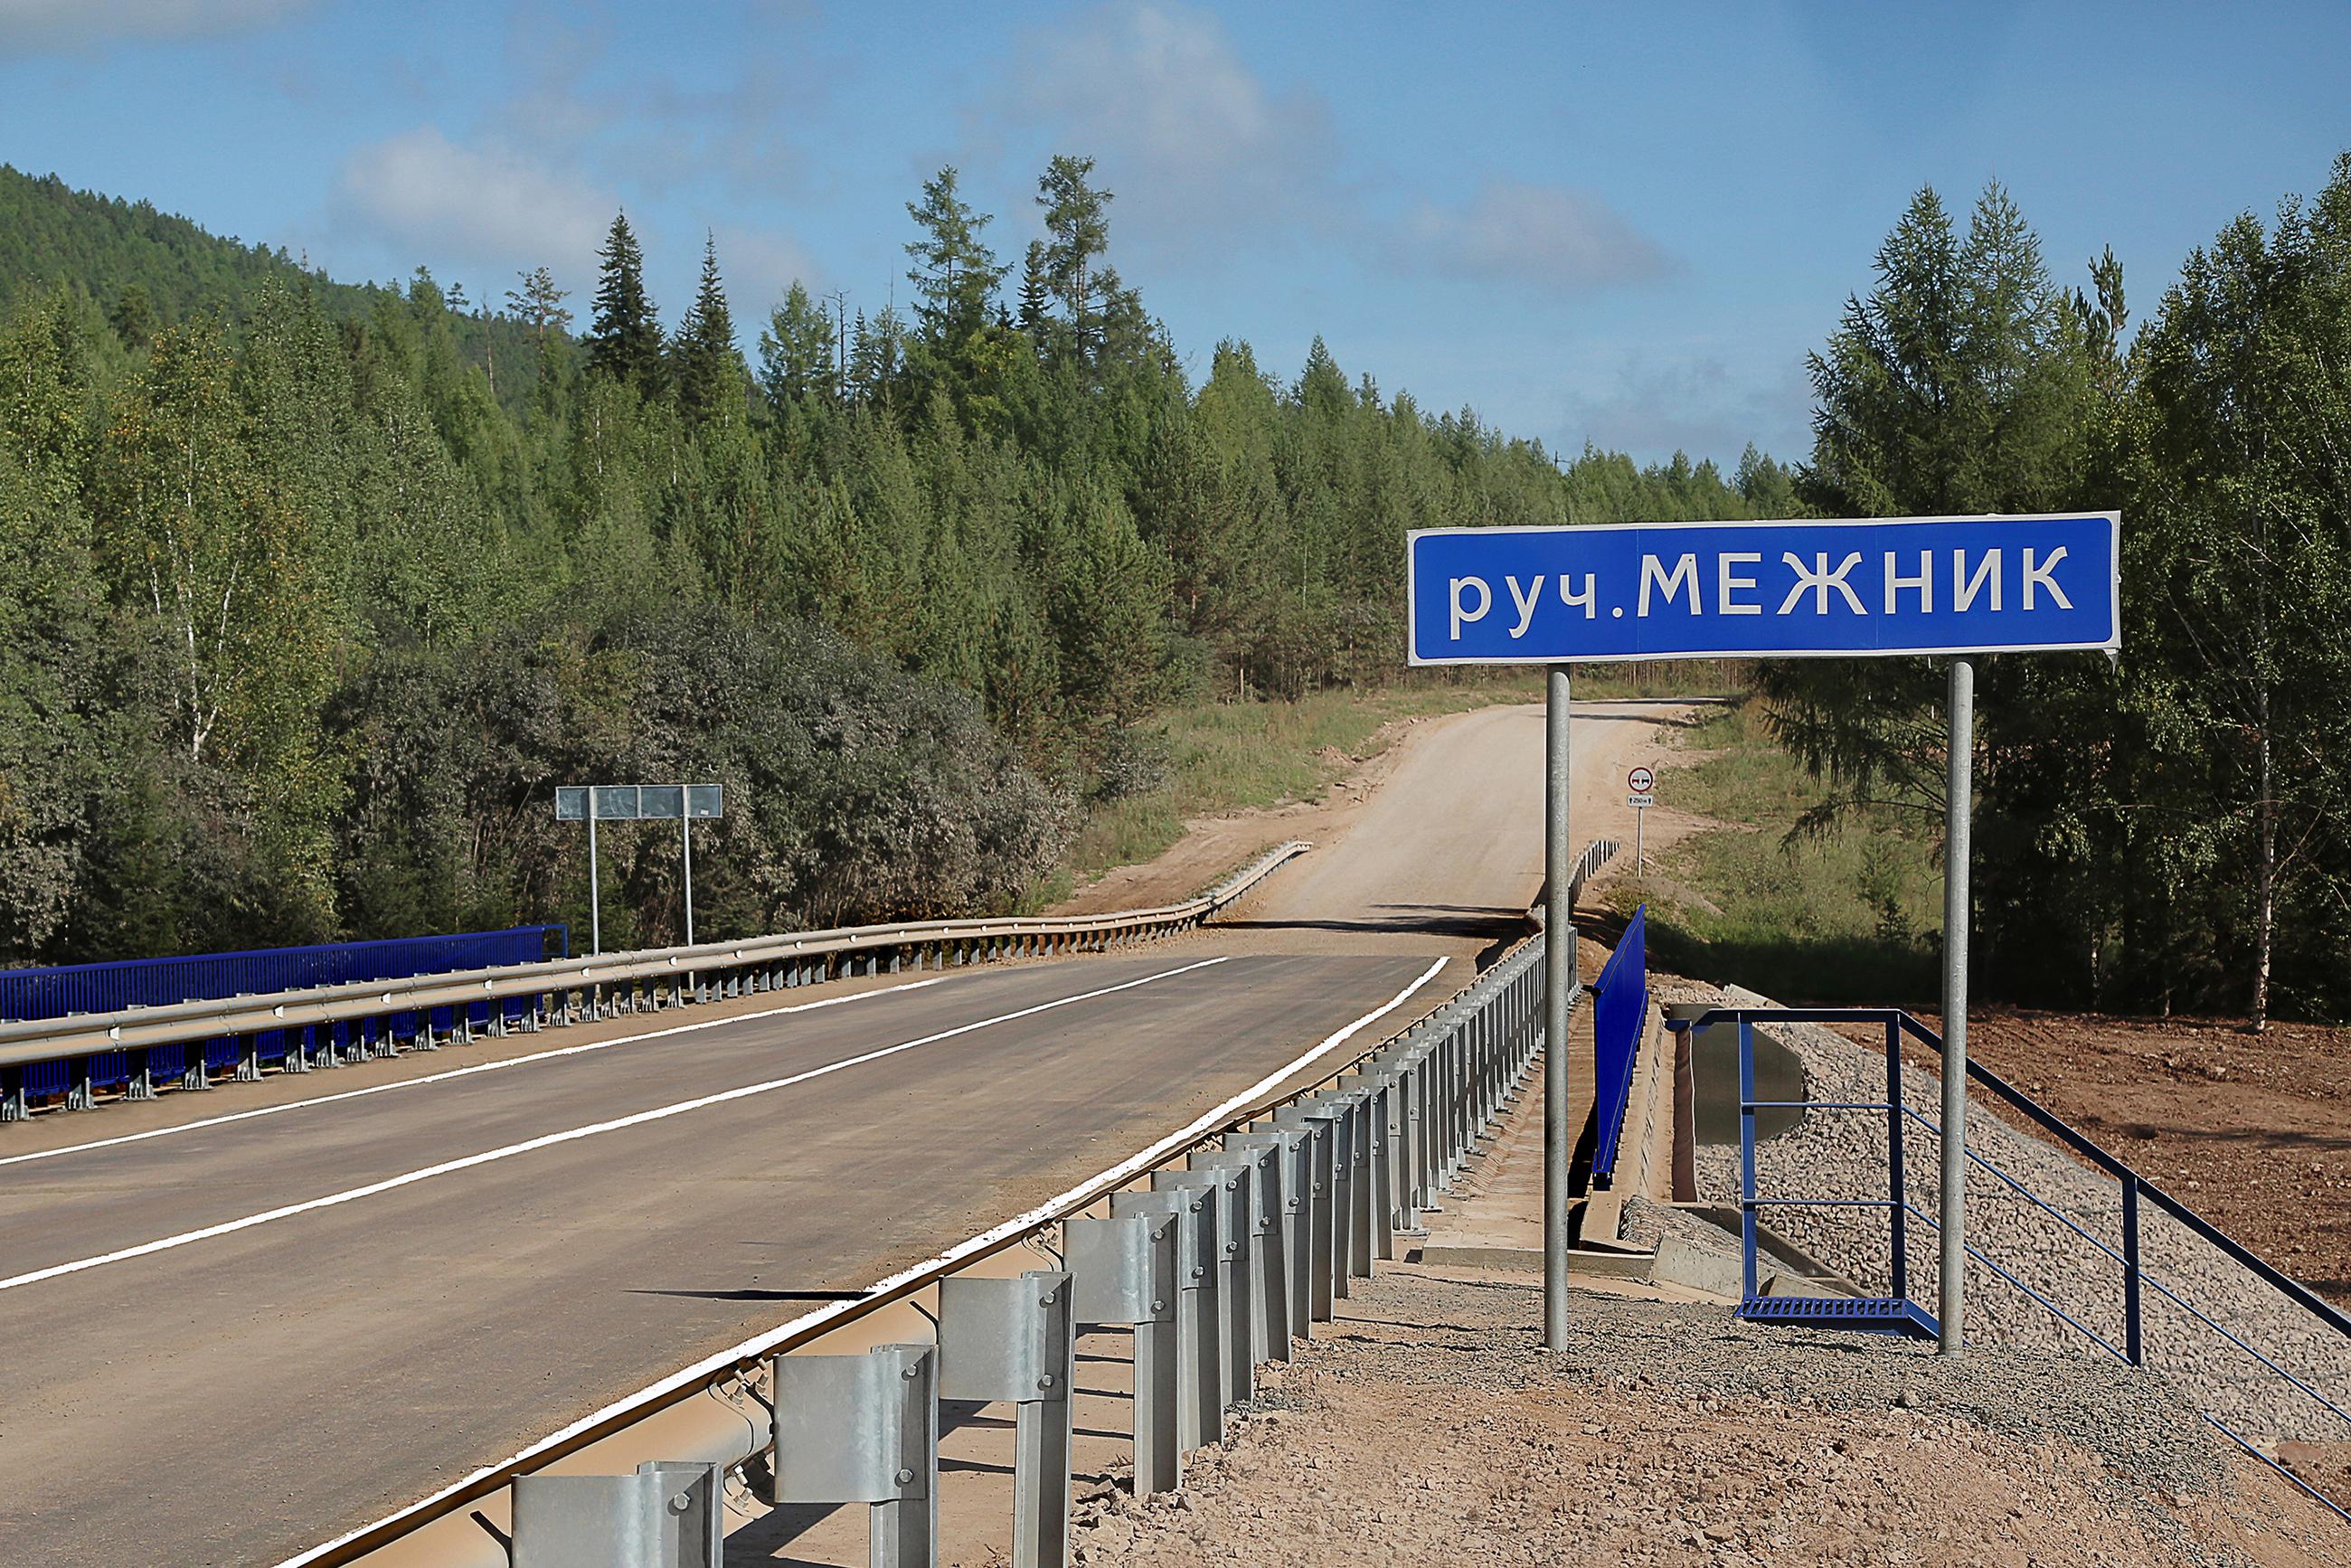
0, 698, 1685, 1566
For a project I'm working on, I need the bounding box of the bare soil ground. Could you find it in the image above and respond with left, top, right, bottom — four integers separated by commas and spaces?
1813, 1004, 2351, 1312
1959, 1007, 2351, 1308
1073, 1270, 2346, 1568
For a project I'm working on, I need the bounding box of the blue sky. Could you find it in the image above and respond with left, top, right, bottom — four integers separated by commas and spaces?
2, 1, 2346, 466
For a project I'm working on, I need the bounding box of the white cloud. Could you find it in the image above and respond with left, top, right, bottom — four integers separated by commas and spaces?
335, 128, 616, 279
713, 223, 821, 318
1560, 353, 1813, 466
1002, 2, 1341, 259
0, 0, 307, 51
1405, 179, 1672, 295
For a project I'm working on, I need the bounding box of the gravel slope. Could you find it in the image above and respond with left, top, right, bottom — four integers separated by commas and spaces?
1072, 1270, 2344, 1567
1662, 978, 2351, 1452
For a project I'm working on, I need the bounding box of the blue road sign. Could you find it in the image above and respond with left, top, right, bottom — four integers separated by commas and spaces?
1407, 513, 2120, 665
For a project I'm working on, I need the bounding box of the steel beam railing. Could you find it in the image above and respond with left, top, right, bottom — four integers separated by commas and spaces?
296, 848, 1615, 1568
0, 843, 1311, 1121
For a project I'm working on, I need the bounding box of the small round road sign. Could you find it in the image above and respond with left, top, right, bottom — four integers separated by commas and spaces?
1628, 766, 1656, 794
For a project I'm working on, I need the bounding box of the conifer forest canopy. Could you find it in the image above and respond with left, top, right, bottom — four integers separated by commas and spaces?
3, 149, 2350, 1024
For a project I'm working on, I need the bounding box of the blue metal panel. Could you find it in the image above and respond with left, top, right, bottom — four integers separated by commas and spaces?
0, 926, 563, 1025
0, 925, 563, 1105
1589, 906, 1648, 1180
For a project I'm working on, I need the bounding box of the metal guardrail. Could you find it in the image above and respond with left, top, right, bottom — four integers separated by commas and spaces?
1682, 1005, 2351, 1516
297, 851, 1610, 1568
1536, 836, 1621, 924
0, 843, 1311, 1120
0, 923, 569, 1020
2, 924, 569, 1108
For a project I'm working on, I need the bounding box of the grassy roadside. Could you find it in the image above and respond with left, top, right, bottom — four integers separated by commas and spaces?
1623, 696, 1944, 1006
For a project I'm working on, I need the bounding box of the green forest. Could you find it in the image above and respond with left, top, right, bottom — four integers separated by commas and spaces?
1765, 155, 2351, 1027
0, 158, 1787, 966
5, 146, 2349, 1029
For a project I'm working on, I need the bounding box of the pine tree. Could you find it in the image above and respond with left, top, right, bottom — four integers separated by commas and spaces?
585, 212, 662, 392
1016, 241, 1051, 337
759, 281, 837, 407
1037, 156, 1111, 358
673, 232, 739, 422
505, 266, 572, 345
904, 165, 1007, 354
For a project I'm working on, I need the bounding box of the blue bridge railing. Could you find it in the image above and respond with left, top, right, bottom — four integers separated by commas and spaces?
1673, 1005, 2351, 1521
1589, 905, 1648, 1183
1, 925, 568, 1109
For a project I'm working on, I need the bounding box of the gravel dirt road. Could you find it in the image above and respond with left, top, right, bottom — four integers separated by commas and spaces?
1078, 697, 1709, 966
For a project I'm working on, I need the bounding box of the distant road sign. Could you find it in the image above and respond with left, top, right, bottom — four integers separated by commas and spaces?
1407, 513, 2120, 665
1628, 766, 1655, 794
555, 783, 726, 821
1627, 793, 1655, 809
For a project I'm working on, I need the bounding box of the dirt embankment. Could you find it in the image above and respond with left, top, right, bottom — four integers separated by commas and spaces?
1923, 1006, 2351, 1309
1073, 1270, 2345, 1568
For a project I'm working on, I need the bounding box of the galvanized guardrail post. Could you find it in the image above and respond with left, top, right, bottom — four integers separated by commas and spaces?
1270, 1107, 1336, 1321
1228, 1127, 1308, 1346
1157, 1164, 1254, 1409
1067, 1213, 1180, 1496
771, 1343, 938, 1568
1306, 1096, 1355, 1293
939, 1270, 1075, 1568
1355, 1075, 1397, 1261
1383, 1060, 1421, 1235
1194, 1141, 1286, 1366
1111, 1186, 1222, 1451
510, 1460, 722, 1567
1343, 1088, 1378, 1277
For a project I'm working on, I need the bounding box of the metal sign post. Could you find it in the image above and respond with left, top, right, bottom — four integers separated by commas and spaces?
557, 784, 726, 954
1940, 656, 1974, 1354
1406, 512, 2120, 1359
1543, 665, 1573, 1349
1627, 766, 1656, 886
682, 812, 695, 946
587, 808, 601, 955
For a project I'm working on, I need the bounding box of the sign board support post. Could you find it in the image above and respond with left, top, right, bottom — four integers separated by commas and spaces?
587, 801, 602, 957
681, 799, 695, 947
1543, 664, 1574, 1349
1940, 656, 1974, 1355
1626, 768, 1656, 897
557, 784, 723, 960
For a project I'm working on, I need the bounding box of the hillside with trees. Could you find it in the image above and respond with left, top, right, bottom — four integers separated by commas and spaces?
0, 157, 1784, 966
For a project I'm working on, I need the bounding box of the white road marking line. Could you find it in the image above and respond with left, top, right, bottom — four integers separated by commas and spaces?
0, 957, 1232, 1295
0, 975, 962, 1171
274, 951, 1447, 1568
